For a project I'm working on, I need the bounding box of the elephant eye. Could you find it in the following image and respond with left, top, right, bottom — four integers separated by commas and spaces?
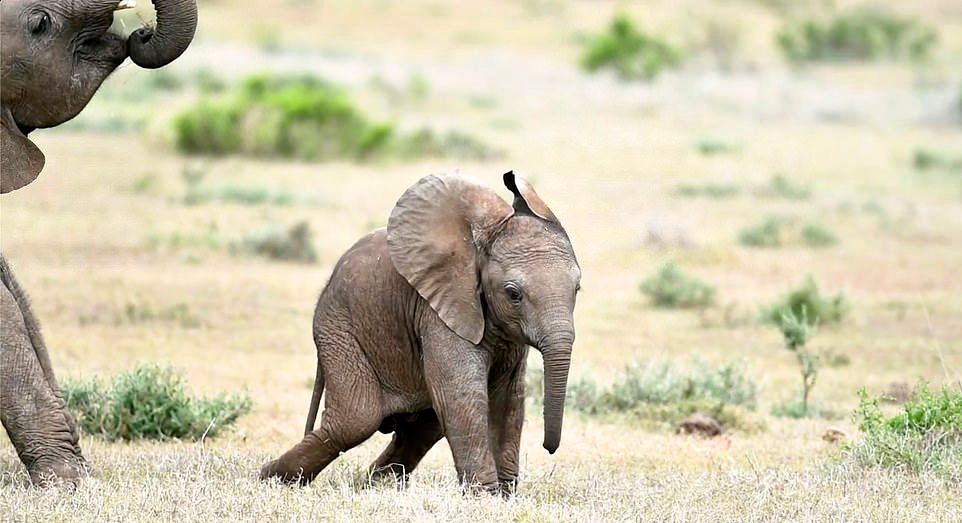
28, 11, 52, 35
505, 283, 523, 304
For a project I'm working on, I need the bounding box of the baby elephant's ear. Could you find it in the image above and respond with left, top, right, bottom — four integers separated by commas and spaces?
387, 174, 513, 344
503, 171, 559, 223
1, 115, 45, 193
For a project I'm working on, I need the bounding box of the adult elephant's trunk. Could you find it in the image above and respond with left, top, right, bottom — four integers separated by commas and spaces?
539, 330, 574, 454
127, 0, 198, 69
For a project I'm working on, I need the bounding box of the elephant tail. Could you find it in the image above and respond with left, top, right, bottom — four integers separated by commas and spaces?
303, 359, 324, 435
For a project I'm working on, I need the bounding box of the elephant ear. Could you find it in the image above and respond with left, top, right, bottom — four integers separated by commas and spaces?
387, 174, 513, 344
503, 171, 560, 224
1, 111, 45, 194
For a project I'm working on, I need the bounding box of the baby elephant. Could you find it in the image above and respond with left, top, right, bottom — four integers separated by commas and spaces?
260, 172, 581, 493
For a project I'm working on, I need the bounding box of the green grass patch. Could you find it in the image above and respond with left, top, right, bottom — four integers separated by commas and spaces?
62, 365, 252, 441
639, 262, 716, 309
847, 383, 961, 480
777, 7, 938, 63
756, 174, 812, 200
800, 223, 838, 247
581, 13, 683, 81
762, 276, 848, 327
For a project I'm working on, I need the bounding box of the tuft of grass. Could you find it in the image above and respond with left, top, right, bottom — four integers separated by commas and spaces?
756, 174, 812, 200
672, 182, 741, 199
777, 7, 938, 63
762, 276, 848, 327
236, 220, 318, 263
639, 262, 715, 309
847, 383, 961, 480
581, 13, 683, 81
694, 138, 740, 156
529, 359, 761, 432
912, 148, 962, 172
739, 217, 838, 248
800, 223, 838, 247
738, 217, 785, 247
62, 365, 252, 441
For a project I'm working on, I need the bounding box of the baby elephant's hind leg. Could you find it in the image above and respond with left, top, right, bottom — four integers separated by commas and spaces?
369, 409, 443, 484
260, 351, 383, 485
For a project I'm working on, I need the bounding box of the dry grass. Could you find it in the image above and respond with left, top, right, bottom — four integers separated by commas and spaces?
2, 0, 962, 520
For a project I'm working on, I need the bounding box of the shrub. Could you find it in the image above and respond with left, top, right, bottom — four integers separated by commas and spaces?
694, 138, 740, 156
771, 309, 821, 417
62, 365, 252, 441
762, 276, 848, 327
529, 359, 762, 431
639, 262, 715, 309
800, 223, 838, 247
912, 148, 962, 172
847, 384, 961, 480
237, 220, 318, 263
777, 7, 938, 63
173, 73, 496, 163
581, 13, 683, 80
739, 217, 785, 247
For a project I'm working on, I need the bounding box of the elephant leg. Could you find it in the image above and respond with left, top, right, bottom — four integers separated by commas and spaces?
0, 264, 87, 486
259, 336, 383, 485
488, 350, 528, 495
421, 327, 499, 492
369, 409, 443, 484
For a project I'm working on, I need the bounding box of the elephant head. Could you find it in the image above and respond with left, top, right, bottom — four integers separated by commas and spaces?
0, 0, 198, 193
388, 172, 581, 454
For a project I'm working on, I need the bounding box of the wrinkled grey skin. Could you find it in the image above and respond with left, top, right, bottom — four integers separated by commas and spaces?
260, 172, 581, 494
1, 0, 196, 486
0, 256, 86, 486
1, 0, 198, 193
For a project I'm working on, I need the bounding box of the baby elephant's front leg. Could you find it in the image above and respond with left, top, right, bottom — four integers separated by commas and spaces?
422, 331, 499, 492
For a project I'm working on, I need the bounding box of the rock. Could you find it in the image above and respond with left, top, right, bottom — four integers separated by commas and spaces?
676, 413, 723, 438
822, 426, 848, 444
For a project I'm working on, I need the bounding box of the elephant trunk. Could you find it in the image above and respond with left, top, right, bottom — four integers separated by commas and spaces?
127, 0, 198, 69
539, 329, 574, 454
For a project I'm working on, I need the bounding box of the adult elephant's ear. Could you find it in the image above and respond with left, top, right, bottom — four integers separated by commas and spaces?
503, 171, 560, 224
1, 112, 45, 193
388, 174, 513, 344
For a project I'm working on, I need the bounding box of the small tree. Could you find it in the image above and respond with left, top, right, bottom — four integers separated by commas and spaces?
779, 309, 819, 413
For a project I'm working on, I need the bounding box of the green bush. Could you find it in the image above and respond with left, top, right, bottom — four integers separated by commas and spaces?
848, 384, 961, 480
694, 138, 740, 156
912, 148, 962, 172
62, 366, 252, 441
173, 73, 496, 162
739, 217, 785, 247
763, 276, 848, 327
529, 359, 762, 431
777, 7, 938, 63
581, 13, 683, 80
800, 223, 838, 247
771, 309, 824, 418
237, 220, 318, 263
639, 262, 716, 308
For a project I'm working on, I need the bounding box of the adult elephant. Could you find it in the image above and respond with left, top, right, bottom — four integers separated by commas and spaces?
260, 173, 582, 494
1, 0, 197, 485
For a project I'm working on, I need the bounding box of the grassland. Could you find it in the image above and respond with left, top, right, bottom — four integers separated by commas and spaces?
2, 0, 962, 521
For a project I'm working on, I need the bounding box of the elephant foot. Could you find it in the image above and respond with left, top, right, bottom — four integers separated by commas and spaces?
28, 455, 89, 488
367, 463, 411, 490
258, 458, 309, 486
